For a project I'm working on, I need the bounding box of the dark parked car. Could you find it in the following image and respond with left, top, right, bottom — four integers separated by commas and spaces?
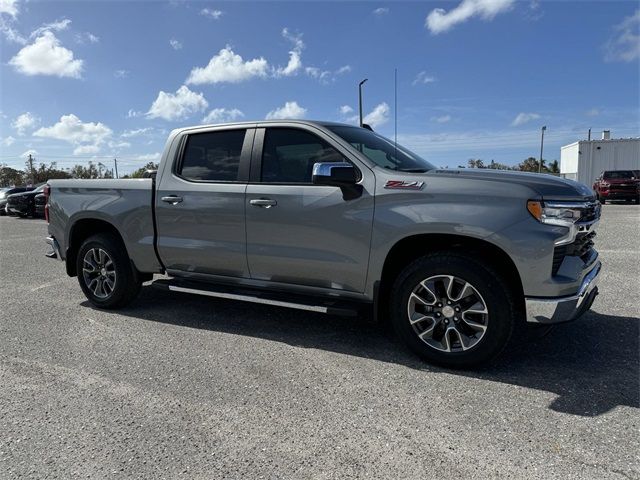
593, 170, 640, 204
34, 193, 47, 218
0, 187, 32, 215
6, 184, 46, 217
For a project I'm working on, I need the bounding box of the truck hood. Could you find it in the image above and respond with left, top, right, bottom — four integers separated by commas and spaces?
424, 169, 595, 200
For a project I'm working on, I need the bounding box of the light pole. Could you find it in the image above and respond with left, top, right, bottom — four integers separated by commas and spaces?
358, 78, 368, 127
538, 126, 546, 173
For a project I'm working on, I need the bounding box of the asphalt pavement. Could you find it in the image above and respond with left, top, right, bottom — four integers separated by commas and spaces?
0, 205, 638, 479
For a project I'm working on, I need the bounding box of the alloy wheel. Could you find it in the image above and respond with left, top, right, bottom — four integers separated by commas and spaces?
82, 248, 117, 299
407, 275, 489, 353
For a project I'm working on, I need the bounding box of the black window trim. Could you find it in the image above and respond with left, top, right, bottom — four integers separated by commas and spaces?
249, 126, 362, 186
173, 127, 255, 184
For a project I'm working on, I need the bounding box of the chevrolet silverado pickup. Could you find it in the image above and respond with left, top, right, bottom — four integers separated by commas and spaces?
44, 121, 601, 367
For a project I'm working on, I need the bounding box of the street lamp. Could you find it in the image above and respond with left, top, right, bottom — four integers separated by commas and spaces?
538, 126, 547, 173
358, 78, 368, 127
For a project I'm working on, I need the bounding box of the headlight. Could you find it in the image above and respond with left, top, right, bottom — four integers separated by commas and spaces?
527, 200, 585, 227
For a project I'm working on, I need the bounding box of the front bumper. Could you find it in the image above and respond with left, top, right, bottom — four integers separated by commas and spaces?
525, 261, 601, 324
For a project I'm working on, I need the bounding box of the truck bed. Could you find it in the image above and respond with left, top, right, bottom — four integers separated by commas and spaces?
47, 178, 162, 274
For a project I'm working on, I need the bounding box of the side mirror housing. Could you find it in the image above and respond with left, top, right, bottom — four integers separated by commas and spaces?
312, 162, 357, 187
312, 162, 362, 200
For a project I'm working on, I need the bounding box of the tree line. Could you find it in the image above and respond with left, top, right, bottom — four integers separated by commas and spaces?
0, 160, 159, 187
460, 157, 560, 173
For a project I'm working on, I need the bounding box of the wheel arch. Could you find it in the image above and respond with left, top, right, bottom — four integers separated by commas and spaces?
65, 218, 128, 277
376, 233, 524, 320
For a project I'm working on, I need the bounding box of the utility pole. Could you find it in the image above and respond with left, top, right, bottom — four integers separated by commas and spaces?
27, 153, 34, 185
538, 126, 547, 174
358, 78, 368, 127
588, 128, 591, 141
114, 158, 119, 179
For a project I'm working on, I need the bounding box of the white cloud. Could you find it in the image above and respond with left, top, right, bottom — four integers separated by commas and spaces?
169, 38, 182, 50
9, 31, 83, 78
21, 149, 38, 159
305, 64, 351, 84
186, 46, 269, 85
586, 108, 600, 117
134, 153, 161, 162
363, 102, 390, 128
373, 7, 389, 16
30, 18, 72, 38
73, 144, 100, 155
266, 101, 307, 120
114, 69, 129, 78
425, 0, 515, 34
339, 105, 354, 115
200, 8, 223, 19
0, 18, 26, 44
0, 0, 19, 18
511, 112, 541, 126
276, 28, 304, 76
12, 112, 39, 135
432, 114, 452, 123
146, 85, 208, 121
2, 136, 15, 146
121, 127, 153, 138
127, 109, 142, 118
412, 71, 437, 85
604, 9, 640, 62
108, 140, 131, 149
34, 114, 113, 154
74, 32, 99, 44
202, 108, 245, 124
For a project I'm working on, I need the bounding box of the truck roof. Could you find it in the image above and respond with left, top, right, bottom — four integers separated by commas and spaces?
171, 120, 356, 135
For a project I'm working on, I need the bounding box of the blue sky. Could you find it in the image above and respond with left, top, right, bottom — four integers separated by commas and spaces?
0, 0, 638, 174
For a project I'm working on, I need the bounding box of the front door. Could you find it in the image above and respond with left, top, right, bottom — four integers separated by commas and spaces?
155, 127, 254, 278
245, 126, 374, 292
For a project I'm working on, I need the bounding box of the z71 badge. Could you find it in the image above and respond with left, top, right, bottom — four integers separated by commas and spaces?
384, 180, 425, 190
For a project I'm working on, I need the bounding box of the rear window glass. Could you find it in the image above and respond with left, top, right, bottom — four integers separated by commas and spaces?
179, 129, 246, 181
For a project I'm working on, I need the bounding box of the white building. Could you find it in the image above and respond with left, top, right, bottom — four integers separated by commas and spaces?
560, 130, 640, 186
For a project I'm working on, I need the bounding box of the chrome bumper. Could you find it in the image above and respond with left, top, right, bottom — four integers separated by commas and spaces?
525, 262, 601, 324
45, 236, 63, 261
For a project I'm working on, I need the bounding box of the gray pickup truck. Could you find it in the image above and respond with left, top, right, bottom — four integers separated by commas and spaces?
45, 120, 601, 367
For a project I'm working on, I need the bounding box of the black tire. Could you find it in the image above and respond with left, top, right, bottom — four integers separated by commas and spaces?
76, 232, 141, 309
390, 252, 520, 368
598, 195, 605, 204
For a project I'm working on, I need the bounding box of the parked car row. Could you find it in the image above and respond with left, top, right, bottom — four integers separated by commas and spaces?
592, 170, 640, 204
0, 184, 46, 217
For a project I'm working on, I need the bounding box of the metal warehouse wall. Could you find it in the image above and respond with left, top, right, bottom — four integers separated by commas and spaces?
560, 139, 640, 186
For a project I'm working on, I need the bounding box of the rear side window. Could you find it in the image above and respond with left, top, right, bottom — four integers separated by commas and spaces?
179, 129, 246, 181
261, 128, 346, 183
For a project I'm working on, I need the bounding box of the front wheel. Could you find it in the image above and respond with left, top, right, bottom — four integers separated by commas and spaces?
390, 253, 519, 368
76, 233, 142, 309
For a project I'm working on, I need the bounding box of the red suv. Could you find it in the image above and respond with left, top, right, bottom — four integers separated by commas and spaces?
593, 170, 640, 204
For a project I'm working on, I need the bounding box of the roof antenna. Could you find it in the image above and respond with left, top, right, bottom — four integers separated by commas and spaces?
394, 68, 398, 159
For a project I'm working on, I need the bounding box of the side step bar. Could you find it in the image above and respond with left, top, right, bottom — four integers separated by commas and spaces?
152, 279, 367, 317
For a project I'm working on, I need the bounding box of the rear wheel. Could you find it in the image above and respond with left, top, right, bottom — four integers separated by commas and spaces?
390, 252, 518, 368
76, 233, 141, 309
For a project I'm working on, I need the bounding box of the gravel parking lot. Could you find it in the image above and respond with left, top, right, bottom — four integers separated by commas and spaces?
0, 205, 638, 479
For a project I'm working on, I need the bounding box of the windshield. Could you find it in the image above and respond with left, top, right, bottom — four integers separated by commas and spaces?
327, 126, 435, 173
604, 170, 635, 179
33, 184, 45, 193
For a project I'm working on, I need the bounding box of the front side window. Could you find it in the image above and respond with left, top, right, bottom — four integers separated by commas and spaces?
327, 125, 435, 173
179, 129, 246, 181
261, 128, 347, 183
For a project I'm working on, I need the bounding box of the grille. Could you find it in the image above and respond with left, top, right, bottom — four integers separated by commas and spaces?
578, 202, 601, 223
551, 231, 596, 276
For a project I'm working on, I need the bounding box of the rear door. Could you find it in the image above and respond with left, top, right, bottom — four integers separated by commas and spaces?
155, 126, 254, 279
245, 126, 374, 292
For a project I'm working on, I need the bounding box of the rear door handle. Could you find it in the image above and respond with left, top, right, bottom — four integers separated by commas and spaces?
161, 195, 183, 204
249, 198, 277, 208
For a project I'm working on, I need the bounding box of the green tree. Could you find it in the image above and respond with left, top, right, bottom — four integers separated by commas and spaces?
487, 160, 512, 170
32, 162, 72, 183
547, 159, 560, 174
467, 158, 485, 169
0, 165, 25, 187
517, 157, 546, 173
129, 162, 159, 178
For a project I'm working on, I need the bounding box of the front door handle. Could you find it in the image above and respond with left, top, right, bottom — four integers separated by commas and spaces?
249, 198, 277, 208
161, 195, 183, 204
